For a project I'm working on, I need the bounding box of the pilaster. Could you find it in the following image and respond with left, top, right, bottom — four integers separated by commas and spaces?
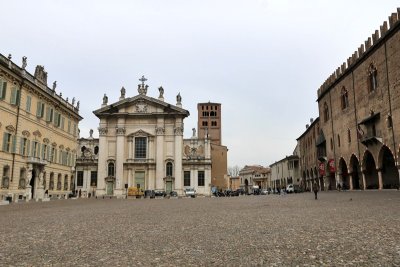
97, 126, 108, 196
115, 125, 126, 196
174, 123, 184, 195
155, 124, 165, 190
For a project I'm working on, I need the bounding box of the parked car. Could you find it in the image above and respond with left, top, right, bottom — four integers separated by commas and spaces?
286, 184, 294, 193
144, 190, 155, 198
184, 188, 196, 198
236, 188, 245, 195
155, 190, 167, 197
261, 189, 269, 195
169, 191, 178, 197
230, 190, 240, 196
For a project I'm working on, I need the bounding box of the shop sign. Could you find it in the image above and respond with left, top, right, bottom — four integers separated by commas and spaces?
319, 162, 325, 176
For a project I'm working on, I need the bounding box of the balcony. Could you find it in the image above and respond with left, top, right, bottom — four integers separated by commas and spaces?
27, 157, 47, 166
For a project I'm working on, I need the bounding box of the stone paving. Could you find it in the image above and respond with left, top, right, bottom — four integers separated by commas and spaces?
0, 191, 400, 266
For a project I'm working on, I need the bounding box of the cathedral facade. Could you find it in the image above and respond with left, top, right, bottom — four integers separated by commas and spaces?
92, 78, 212, 197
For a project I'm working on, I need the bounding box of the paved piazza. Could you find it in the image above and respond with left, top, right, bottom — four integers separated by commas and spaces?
1, 191, 400, 266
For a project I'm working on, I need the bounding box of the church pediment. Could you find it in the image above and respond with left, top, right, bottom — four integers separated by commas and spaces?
128, 129, 154, 137
93, 95, 189, 118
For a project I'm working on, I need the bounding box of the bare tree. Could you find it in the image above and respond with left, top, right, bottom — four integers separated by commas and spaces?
228, 165, 241, 177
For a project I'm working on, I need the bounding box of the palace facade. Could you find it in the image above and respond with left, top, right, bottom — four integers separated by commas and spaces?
0, 53, 81, 202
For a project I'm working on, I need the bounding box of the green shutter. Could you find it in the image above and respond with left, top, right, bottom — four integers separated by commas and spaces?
19, 137, 24, 155
61, 117, 65, 130
45, 106, 51, 121
41, 144, 45, 159
54, 149, 57, 163
37, 143, 41, 158
11, 135, 16, 153
26, 140, 30, 156
47, 146, 51, 161
26, 95, 31, 112
0, 79, 3, 99
2, 133, 8, 151
10, 87, 17, 104
41, 103, 45, 118
0, 81, 7, 100
36, 102, 42, 117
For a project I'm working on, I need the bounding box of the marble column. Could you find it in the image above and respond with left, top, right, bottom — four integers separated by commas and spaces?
128, 168, 132, 188
97, 125, 108, 196
349, 173, 354, 190
174, 123, 183, 195
128, 137, 133, 159
115, 125, 126, 196
362, 171, 367, 190
155, 125, 165, 190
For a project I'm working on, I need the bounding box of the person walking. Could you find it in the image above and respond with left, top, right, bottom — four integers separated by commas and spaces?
313, 182, 319, 200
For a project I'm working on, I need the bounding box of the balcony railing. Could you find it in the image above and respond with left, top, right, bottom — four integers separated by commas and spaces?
27, 157, 48, 165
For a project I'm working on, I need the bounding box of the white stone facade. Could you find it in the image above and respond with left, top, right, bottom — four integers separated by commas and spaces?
93, 82, 212, 197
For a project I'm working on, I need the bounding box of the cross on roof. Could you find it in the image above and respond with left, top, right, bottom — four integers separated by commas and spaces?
139, 75, 147, 86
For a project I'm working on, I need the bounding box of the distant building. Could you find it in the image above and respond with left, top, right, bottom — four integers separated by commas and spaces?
75, 130, 99, 197
229, 176, 240, 191
197, 102, 228, 190
0, 53, 82, 201
239, 165, 270, 193
270, 154, 300, 191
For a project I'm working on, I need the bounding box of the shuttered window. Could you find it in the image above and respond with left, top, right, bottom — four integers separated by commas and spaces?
0, 79, 7, 100
10, 86, 20, 106
26, 95, 32, 112
36, 101, 45, 118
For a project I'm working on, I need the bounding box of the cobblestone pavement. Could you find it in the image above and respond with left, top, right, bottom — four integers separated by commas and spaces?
1, 191, 400, 266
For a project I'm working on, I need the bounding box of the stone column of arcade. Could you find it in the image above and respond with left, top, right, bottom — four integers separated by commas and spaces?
377, 168, 383, 190
361, 171, 367, 190
349, 172, 354, 190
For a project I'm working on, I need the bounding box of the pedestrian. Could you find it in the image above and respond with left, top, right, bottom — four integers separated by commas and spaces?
313, 182, 319, 200
338, 183, 341, 192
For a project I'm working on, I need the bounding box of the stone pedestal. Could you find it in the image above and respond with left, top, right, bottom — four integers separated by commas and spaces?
36, 186, 45, 201
26, 186, 32, 200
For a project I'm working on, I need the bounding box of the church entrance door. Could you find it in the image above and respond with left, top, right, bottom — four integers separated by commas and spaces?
166, 181, 172, 194
106, 181, 114, 195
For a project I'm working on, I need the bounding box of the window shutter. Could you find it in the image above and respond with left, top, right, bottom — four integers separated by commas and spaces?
0, 81, 7, 100
45, 106, 51, 121
19, 137, 24, 155
61, 117, 65, 130
26, 95, 31, 112
37, 143, 41, 158
11, 135, 17, 153
2, 133, 8, 151
10, 87, 17, 104
54, 149, 57, 163
47, 146, 51, 161
16, 89, 20, 106
41, 144, 45, 159
26, 140, 30, 156
36, 102, 42, 117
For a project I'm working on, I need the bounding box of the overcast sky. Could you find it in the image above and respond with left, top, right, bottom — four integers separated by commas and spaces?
2, 1, 399, 168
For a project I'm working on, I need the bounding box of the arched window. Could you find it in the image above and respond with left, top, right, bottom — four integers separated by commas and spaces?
2, 166, 10, 189
19, 168, 26, 189
368, 64, 378, 92
166, 162, 173, 177
49, 173, 54, 190
108, 162, 115, 177
341, 87, 349, 110
64, 175, 68, 190
348, 129, 351, 143
94, 146, 99, 155
57, 174, 62, 190
323, 102, 330, 122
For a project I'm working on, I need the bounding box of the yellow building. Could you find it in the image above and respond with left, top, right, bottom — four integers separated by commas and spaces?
0, 53, 82, 202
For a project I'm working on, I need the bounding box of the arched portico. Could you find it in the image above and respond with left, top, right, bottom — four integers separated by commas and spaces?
339, 158, 349, 190
378, 146, 399, 189
349, 155, 361, 190
363, 150, 379, 189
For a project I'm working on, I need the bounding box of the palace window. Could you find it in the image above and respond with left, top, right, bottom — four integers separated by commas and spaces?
77, 171, 84, 187
36, 101, 45, 118
45, 107, 54, 122
211, 121, 217, 127
184, 171, 190, 187
198, 171, 205, 186
323, 102, 330, 122
341, 87, 349, 110
49, 173, 54, 190
57, 174, 62, 190
19, 137, 29, 156
348, 129, 351, 143
108, 162, 115, 177
2, 166, 10, 189
94, 146, 99, 155
26, 95, 32, 112
135, 137, 147, 158
0, 77, 7, 100
2, 133, 14, 153
166, 162, 173, 177
368, 64, 378, 92
10, 85, 20, 106
202, 121, 208, 127
64, 175, 68, 190
19, 168, 26, 189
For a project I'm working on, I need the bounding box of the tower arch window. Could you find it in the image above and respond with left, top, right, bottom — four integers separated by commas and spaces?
323, 102, 330, 122
202, 121, 208, 127
166, 162, 173, 177
211, 121, 217, 127
368, 64, 378, 92
341, 87, 349, 110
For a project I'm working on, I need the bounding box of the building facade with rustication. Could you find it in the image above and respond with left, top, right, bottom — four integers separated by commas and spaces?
305, 8, 400, 191
0, 53, 82, 202
92, 80, 212, 197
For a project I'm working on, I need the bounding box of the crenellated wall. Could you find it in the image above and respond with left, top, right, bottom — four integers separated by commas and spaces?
317, 8, 400, 99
